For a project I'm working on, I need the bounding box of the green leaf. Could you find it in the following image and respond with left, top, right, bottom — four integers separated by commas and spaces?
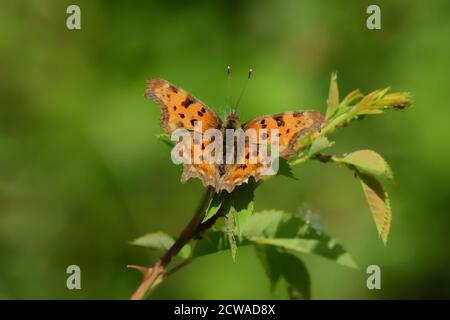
307, 136, 334, 158
277, 158, 298, 180
358, 173, 391, 246
326, 72, 339, 119
226, 208, 238, 261
341, 89, 363, 107
280, 253, 310, 300
243, 210, 358, 269
231, 178, 257, 215
156, 133, 174, 148
255, 246, 311, 299
202, 192, 225, 223
231, 179, 257, 237
242, 210, 284, 239
340, 150, 394, 180
193, 210, 357, 268
130, 232, 191, 259
254, 246, 282, 291
191, 229, 234, 258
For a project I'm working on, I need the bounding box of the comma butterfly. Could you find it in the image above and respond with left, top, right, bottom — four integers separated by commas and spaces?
145, 77, 325, 193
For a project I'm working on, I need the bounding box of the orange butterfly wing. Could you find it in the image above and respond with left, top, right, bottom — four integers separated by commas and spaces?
218, 111, 325, 192
145, 78, 221, 133
145, 78, 222, 189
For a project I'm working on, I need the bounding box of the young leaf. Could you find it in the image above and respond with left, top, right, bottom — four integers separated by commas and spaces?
307, 136, 334, 158
156, 133, 174, 148
326, 72, 339, 119
225, 208, 238, 261
340, 150, 394, 180
130, 232, 191, 259
358, 173, 391, 246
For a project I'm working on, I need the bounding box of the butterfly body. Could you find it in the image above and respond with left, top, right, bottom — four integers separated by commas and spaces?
146, 78, 325, 193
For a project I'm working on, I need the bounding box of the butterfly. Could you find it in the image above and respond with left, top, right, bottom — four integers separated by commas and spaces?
145, 77, 325, 193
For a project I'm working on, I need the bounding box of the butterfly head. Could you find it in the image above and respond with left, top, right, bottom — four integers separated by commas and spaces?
224, 110, 241, 129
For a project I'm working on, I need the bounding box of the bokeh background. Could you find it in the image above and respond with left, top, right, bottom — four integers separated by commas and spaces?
1, 0, 450, 299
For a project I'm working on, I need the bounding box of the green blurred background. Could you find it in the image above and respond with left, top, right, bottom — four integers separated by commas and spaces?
1, 0, 449, 299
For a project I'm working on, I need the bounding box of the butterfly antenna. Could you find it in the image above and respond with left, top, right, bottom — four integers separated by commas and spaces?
227, 65, 233, 114
234, 67, 253, 113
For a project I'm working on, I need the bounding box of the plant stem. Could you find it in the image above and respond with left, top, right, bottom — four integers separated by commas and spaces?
130, 186, 214, 300
160, 186, 213, 266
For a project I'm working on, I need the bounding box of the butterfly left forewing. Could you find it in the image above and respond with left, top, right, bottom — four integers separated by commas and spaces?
145, 78, 222, 133
146, 78, 222, 189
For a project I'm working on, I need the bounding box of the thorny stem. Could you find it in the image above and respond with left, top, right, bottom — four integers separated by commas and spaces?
130, 186, 216, 300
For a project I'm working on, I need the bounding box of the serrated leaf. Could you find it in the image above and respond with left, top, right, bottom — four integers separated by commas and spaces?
193, 210, 357, 268
341, 150, 393, 180
251, 237, 357, 269
130, 232, 191, 259
243, 210, 358, 269
326, 72, 339, 119
277, 158, 298, 180
358, 173, 391, 246
242, 210, 284, 239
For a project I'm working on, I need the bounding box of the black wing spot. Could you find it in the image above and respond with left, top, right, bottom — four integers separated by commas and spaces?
273, 115, 285, 127
261, 124, 267, 129
181, 97, 195, 108
197, 111, 204, 117
260, 119, 266, 124
190, 119, 198, 126
201, 107, 206, 113
173, 106, 177, 110
169, 85, 178, 93
286, 128, 290, 133
179, 113, 185, 118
